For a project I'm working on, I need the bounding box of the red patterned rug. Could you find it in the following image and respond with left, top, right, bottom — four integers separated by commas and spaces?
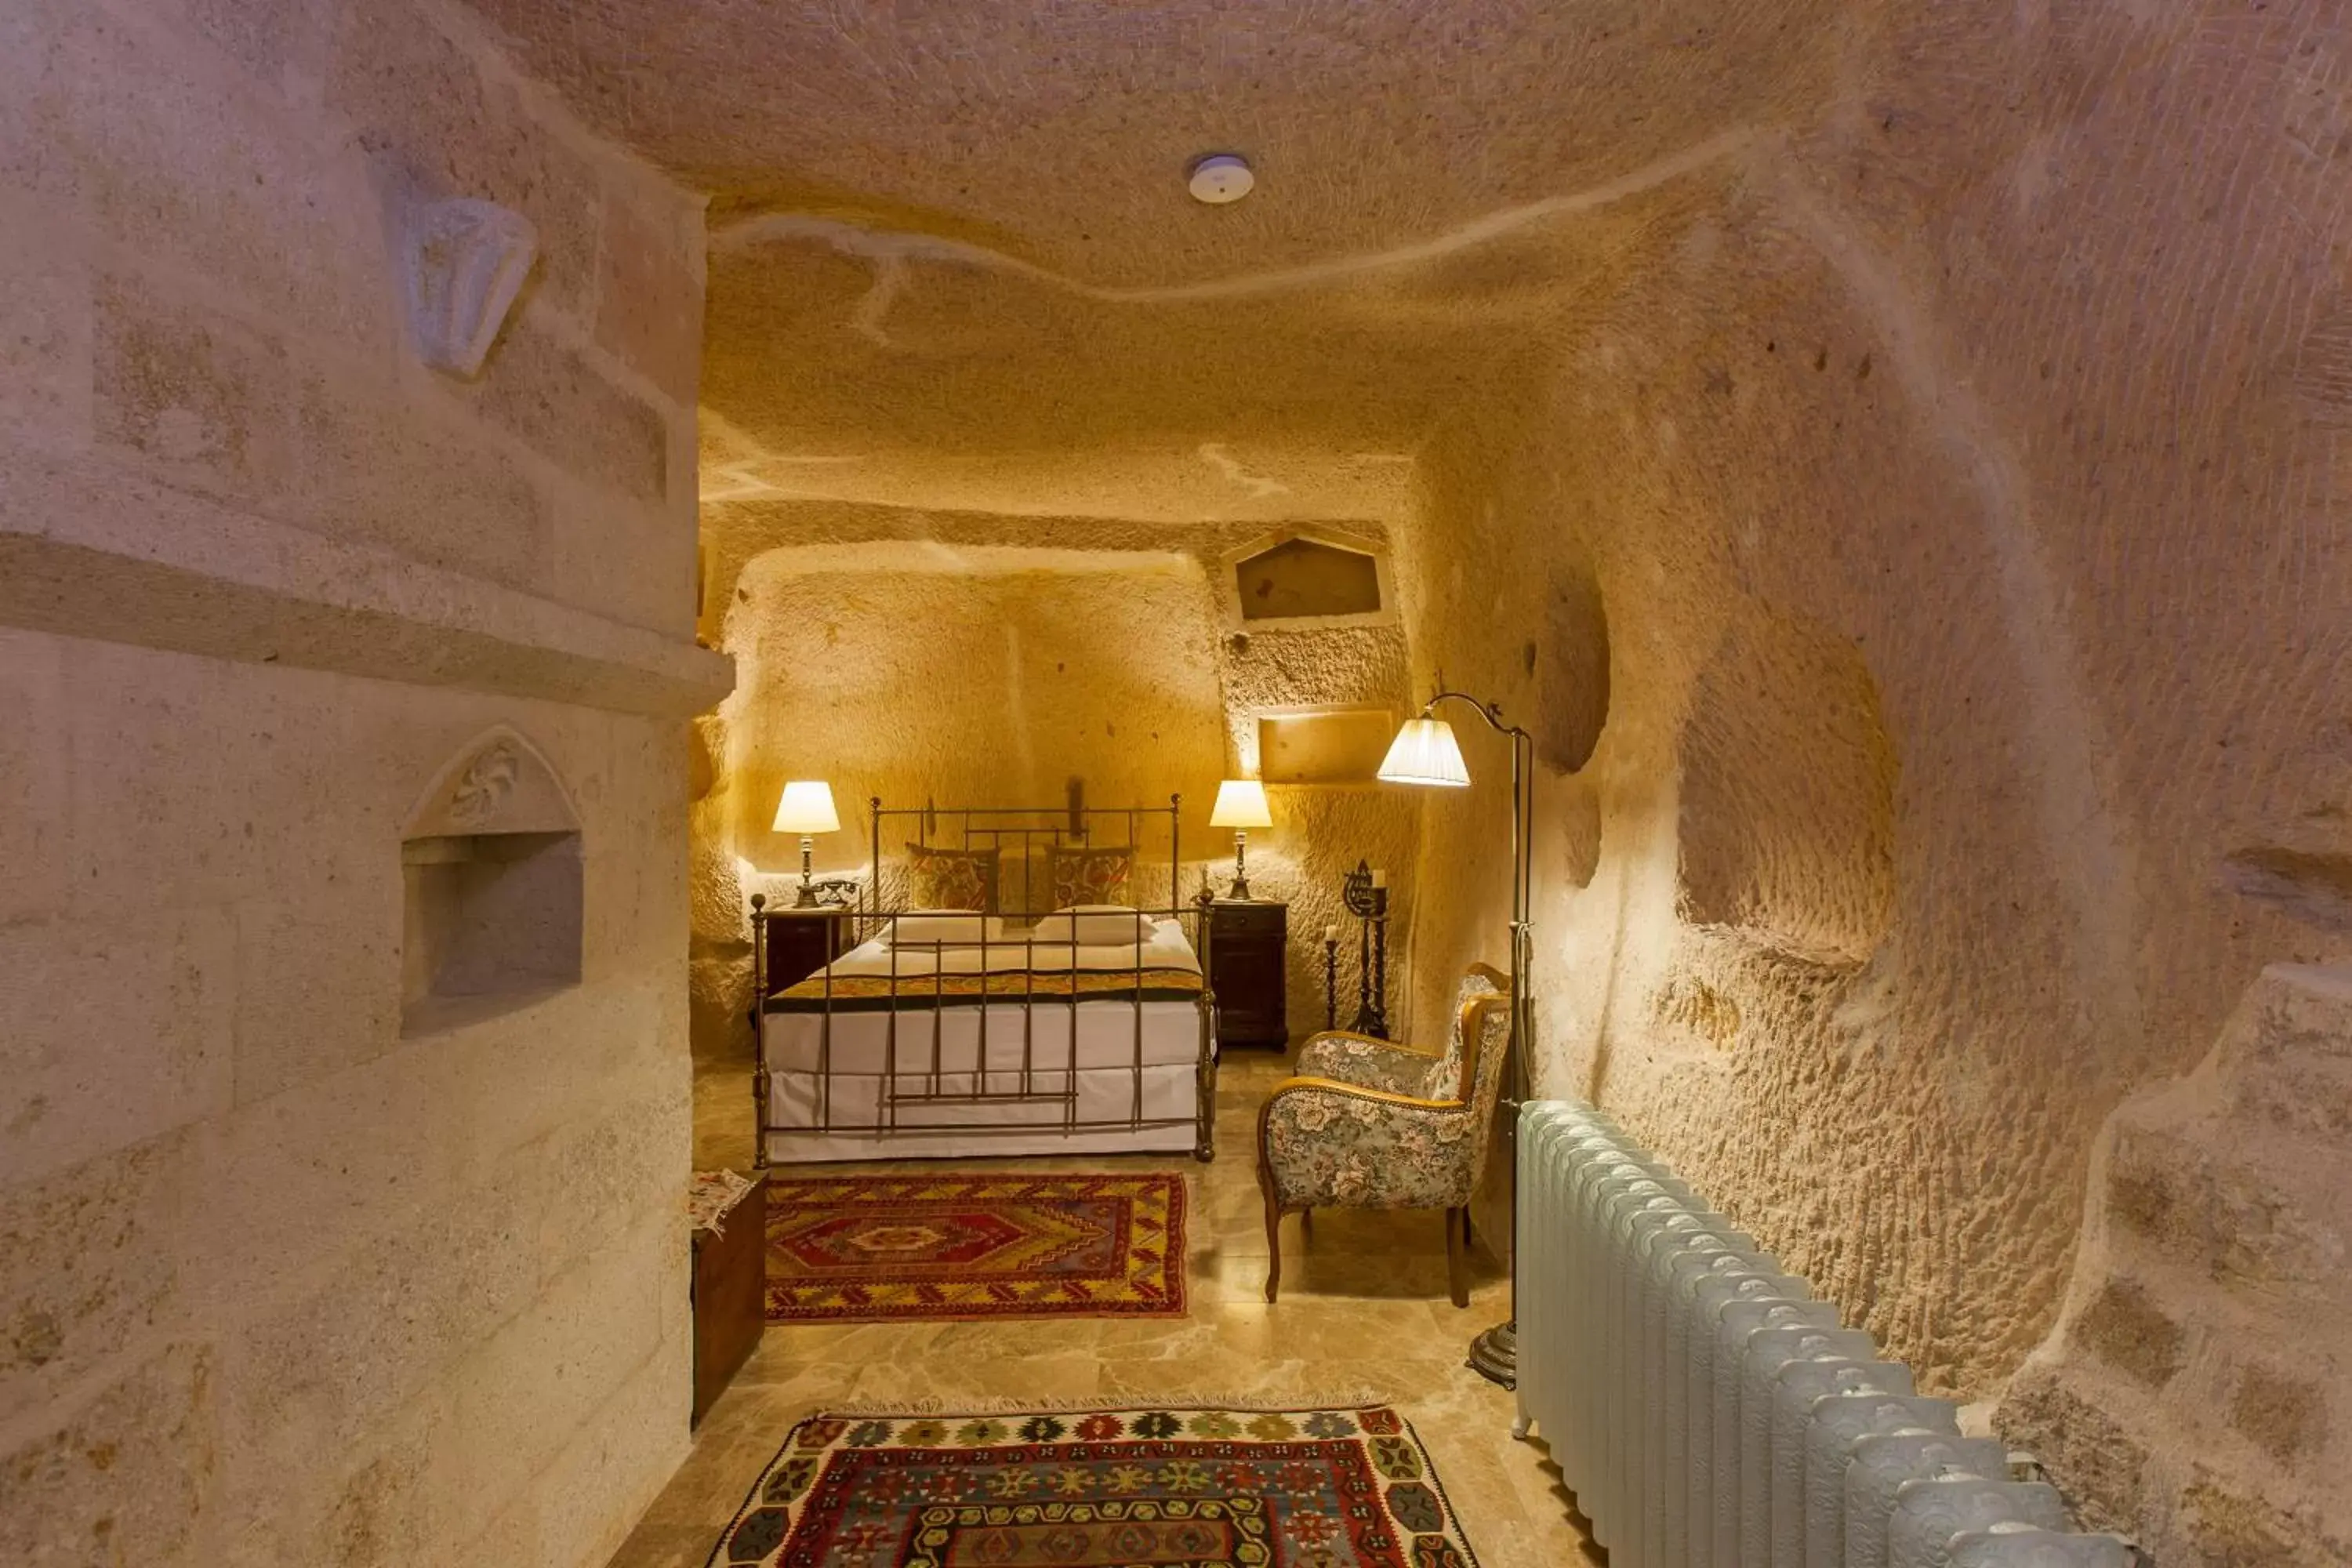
764, 1174, 1187, 1323
706, 1404, 1479, 1568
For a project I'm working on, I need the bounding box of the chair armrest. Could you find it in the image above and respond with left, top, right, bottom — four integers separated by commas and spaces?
1265, 1074, 1462, 1112
1294, 1034, 1443, 1098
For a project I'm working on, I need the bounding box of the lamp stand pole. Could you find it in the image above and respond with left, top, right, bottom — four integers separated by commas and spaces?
1421, 691, 1535, 1391
793, 834, 820, 907
1229, 829, 1252, 900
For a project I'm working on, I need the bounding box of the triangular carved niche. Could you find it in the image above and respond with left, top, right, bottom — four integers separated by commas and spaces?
403, 726, 582, 839
400, 728, 584, 1035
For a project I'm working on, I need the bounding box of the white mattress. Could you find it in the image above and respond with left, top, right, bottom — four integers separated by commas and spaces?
760, 916, 1211, 1162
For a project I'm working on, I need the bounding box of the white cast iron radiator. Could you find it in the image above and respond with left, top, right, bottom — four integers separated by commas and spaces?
1514, 1100, 2139, 1568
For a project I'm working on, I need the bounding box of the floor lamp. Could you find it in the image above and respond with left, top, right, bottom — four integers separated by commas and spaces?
1377, 691, 1535, 1388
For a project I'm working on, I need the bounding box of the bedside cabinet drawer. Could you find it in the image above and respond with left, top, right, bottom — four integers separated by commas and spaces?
1214, 902, 1286, 937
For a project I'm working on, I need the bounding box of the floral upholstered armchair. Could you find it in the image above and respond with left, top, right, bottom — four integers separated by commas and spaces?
1256, 964, 1512, 1307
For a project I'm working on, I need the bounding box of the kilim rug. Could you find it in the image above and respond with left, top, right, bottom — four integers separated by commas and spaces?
765, 1174, 1187, 1323
705, 1405, 1480, 1568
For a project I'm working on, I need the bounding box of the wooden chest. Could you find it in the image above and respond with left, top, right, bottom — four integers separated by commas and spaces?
690, 1171, 767, 1427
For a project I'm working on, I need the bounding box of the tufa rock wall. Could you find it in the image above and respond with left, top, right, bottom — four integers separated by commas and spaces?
1395, 0, 2352, 1550
2002, 964, 2352, 1562
0, 0, 718, 1563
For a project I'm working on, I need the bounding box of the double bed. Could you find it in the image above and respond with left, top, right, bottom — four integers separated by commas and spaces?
751, 798, 1218, 1164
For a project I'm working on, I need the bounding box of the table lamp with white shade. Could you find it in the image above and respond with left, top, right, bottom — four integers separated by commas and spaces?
771, 780, 840, 907
1209, 779, 1273, 899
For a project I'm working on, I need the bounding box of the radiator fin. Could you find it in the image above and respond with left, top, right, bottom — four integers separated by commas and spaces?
1514, 1102, 2137, 1568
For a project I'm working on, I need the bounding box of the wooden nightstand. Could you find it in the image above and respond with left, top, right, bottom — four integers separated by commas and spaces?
750, 898, 858, 1000
1207, 898, 1288, 1050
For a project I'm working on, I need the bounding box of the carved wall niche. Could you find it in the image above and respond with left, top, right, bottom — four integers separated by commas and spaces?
1219, 527, 1396, 633
1257, 706, 1399, 784
1675, 612, 1898, 967
400, 727, 584, 1035
1539, 554, 1610, 774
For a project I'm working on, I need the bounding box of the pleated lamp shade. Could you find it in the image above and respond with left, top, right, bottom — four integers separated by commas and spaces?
1377, 717, 1472, 787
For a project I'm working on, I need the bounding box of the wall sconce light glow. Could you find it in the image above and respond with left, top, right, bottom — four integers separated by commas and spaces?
1377, 717, 1472, 787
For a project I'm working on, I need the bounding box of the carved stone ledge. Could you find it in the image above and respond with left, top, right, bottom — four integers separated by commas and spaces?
0, 449, 733, 718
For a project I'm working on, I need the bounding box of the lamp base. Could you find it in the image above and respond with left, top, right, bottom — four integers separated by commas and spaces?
1466, 1319, 1517, 1389
793, 836, 820, 907
1225, 876, 1252, 901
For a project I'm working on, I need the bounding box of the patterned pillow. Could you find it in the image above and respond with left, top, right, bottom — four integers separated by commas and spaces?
906, 843, 998, 911
1048, 844, 1133, 908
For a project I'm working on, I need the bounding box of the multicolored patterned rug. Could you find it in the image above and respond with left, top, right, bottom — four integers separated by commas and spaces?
706, 1405, 1479, 1568
765, 1174, 1187, 1323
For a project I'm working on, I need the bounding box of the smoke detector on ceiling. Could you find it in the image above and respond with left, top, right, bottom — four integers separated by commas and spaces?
1188, 154, 1254, 205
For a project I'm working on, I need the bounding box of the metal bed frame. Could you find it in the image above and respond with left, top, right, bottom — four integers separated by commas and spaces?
750, 795, 1217, 1166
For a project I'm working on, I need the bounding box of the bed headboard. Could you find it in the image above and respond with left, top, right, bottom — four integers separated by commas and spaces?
867, 792, 1186, 920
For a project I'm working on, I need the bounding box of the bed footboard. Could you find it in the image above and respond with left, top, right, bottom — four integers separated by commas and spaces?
1193, 982, 1217, 1163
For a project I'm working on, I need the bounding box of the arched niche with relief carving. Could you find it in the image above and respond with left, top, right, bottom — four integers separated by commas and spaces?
399, 726, 583, 1035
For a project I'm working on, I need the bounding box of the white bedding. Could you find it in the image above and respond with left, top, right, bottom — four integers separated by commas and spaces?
759, 915, 1212, 1163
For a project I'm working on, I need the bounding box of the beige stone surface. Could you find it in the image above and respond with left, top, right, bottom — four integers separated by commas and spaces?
1396, 234, 2348, 1550
0, 0, 727, 716
2002, 965, 2352, 1560
0, 635, 701, 1566
0, 2, 711, 1565
1374, 28, 2352, 1555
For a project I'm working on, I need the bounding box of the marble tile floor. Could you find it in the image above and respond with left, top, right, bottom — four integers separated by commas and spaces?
603, 1047, 1602, 1568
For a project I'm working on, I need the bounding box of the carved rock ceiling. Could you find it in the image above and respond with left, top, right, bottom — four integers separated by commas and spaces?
461, 0, 1844, 521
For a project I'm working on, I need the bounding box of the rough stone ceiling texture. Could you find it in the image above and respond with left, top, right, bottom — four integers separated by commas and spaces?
455, 0, 1839, 283
458, 0, 1845, 519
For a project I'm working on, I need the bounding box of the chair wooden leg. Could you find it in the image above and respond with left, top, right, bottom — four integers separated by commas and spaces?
1263, 1190, 1283, 1304
1298, 1207, 1312, 1238
1445, 1206, 1470, 1308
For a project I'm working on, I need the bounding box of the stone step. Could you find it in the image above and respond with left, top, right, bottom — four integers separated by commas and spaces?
2103, 1117, 2350, 1298
2238, 963, 2352, 1066
2230, 1051, 2352, 1141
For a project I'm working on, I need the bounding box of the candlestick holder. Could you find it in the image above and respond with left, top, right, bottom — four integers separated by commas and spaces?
1323, 935, 1341, 1030
1340, 859, 1391, 1039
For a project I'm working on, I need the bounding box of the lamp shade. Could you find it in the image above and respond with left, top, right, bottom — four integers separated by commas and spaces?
771, 779, 840, 834
1209, 779, 1273, 829
1377, 716, 1472, 787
